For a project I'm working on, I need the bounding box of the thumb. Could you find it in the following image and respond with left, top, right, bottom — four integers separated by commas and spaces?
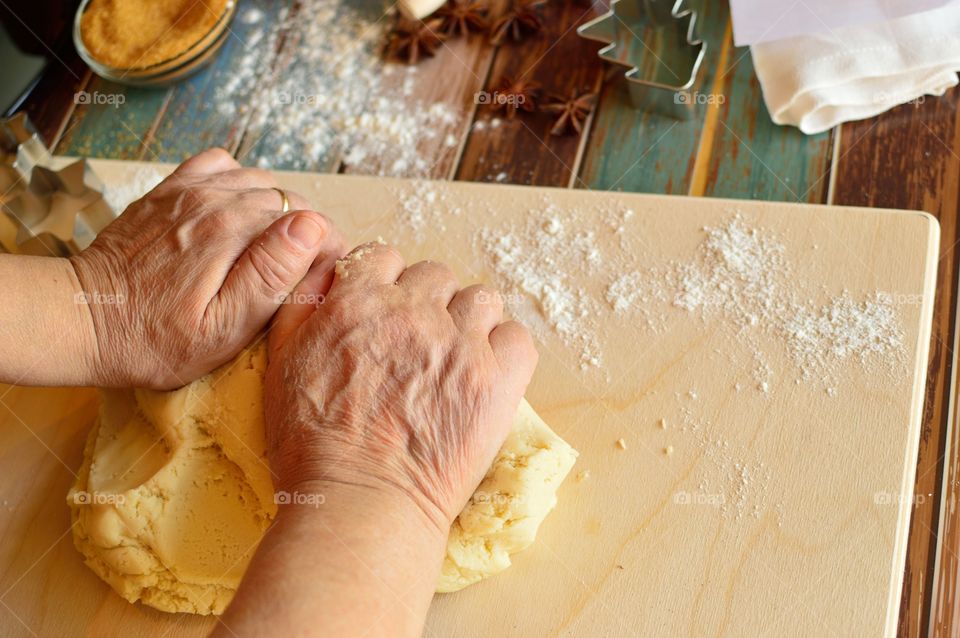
213, 210, 335, 337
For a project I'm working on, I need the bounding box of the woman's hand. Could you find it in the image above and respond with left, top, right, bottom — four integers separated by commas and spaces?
265, 241, 538, 530
70, 148, 345, 389
218, 243, 537, 638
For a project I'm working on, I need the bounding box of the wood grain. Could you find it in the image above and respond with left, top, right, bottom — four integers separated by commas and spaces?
10, 1, 960, 633
831, 92, 960, 638
696, 46, 834, 203
55, 78, 171, 160
15, 49, 91, 150
0, 160, 940, 637
145, 0, 287, 163
454, 0, 603, 186
577, 0, 730, 194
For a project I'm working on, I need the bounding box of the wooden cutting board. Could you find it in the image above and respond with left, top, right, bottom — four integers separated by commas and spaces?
0, 159, 939, 637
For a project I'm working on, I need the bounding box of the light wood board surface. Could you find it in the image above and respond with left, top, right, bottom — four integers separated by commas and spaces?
0, 159, 940, 637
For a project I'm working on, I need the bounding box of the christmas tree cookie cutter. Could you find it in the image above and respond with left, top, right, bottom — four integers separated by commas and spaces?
577, 0, 706, 119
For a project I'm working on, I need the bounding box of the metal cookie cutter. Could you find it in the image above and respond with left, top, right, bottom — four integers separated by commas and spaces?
577, 0, 706, 119
3, 159, 116, 257
0, 114, 116, 256
1, 113, 52, 253
1, 112, 51, 182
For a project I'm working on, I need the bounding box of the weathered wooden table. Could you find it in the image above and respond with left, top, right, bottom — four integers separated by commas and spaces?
12, 0, 960, 635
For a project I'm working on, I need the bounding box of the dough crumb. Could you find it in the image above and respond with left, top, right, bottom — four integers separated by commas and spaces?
658, 418, 667, 430
335, 239, 386, 278
576, 470, 591, 482
664, 446, 674, 456
615, 438, 627, 450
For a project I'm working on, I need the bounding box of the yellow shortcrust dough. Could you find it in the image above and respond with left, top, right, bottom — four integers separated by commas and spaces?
68, 344, 577, 614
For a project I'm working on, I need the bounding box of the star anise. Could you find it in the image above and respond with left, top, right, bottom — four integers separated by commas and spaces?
436, 1, 489, 37
490, 0, 545, 45
386, 18, 446, 64
542, 90, 597, 135
490, 75, 541, 118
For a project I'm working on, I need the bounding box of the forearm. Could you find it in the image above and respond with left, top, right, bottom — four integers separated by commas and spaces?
0, 254, 99, 386
217, 482, 447, 638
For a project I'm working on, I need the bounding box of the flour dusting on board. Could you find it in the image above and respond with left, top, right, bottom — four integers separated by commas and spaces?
785, 292, 905, 390
672, 216, 788, 328
393, 181, 463, 241
388, 182, 909, 393
478, 201, 604, 369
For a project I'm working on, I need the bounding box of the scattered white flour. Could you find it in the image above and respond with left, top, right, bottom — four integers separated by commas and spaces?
677, 404, 780, 524
392, 180, 462, 241
214, 0, 458, 175
606, 272, 644, 314
477, 202, 604, 369
240, 7, 264, 24
103, 167, 165, 212
786, 291, 905, 383
387, 178, 908, 396
672, 216, 787, 327
609, 215, 907, 393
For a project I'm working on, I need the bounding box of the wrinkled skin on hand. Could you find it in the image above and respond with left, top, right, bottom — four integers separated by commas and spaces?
265, 243, 538, 532
70, 148, 345, 390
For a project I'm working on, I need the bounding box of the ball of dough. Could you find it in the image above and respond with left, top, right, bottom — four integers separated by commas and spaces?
68, 344, 577, 614
438, 399, 578, 592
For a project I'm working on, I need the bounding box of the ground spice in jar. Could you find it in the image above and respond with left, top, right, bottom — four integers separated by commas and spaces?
80, 0, 229, 69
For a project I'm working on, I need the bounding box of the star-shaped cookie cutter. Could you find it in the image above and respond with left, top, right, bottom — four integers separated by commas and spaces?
577, 0, 706, 119
2, 113, 53, 253
2, 158, 115, 257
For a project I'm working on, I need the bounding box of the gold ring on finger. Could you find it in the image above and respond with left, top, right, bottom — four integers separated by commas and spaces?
272, 187, 290, 213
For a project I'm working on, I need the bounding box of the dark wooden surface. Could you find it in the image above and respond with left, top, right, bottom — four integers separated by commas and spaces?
9, 0, 960, 634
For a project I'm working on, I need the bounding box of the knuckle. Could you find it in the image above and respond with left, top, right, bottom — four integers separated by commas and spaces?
432, 261, 457, 281
346, 241, 404, 269
240, 167, 276, 186
469, 284, 502, 309
513, 323, 538, 355
205, 147, 232, 162
369, 242, 403, 261
413, 260, 457, 282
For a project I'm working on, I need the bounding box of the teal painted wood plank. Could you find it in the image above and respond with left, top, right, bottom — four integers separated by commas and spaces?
146, 0, 287, 163
578, 0, 729, 195
56, 76, 169, 160
700, 49, 834, 203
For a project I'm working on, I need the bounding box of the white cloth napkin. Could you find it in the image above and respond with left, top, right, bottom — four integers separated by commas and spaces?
750, 3, 960, 134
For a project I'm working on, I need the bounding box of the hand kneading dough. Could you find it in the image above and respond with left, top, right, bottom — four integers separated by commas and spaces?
68, 343, 577, 614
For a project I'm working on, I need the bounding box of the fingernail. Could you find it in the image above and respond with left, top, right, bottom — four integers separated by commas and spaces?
287, 214, 326, 249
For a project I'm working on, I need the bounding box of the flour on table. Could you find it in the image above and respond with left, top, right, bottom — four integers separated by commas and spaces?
211, 0, 458, 176
671, 215, 788, 328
